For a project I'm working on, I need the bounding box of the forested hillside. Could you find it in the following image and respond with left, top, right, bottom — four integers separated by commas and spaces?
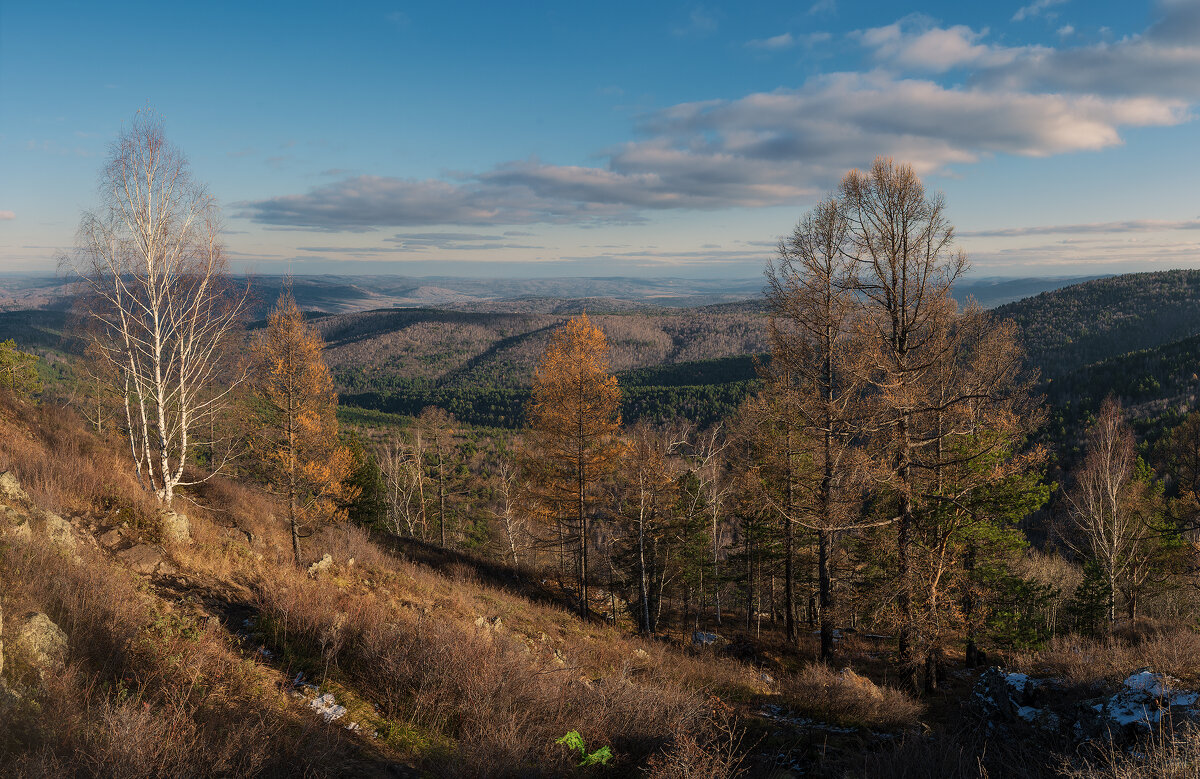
321, 306, 766, 427
995, 270, 1200, 379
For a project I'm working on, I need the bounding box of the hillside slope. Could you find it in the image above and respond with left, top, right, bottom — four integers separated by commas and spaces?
995, 269, 1200, 380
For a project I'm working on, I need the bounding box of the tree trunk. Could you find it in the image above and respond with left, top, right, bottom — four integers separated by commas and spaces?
290, 493, 302, 567
897, 415, 913, 661
784, 426, 796, 643
818, 529, 834, 661
964, 544, 979, 667
578, 455, 589, 621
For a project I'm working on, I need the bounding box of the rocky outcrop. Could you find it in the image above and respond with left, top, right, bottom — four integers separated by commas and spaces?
38, 511, 76, 551
158, 508, 190, 544
11, 612, 68, 678
972, 666, 1200, 747
117, 544, 176, 576
308, 553, 334, 577
0, 470, 74, 551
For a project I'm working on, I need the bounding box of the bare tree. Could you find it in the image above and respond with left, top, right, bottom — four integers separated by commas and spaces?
492, 456, 531, 567
1063, 398, 1146, 629
379, 435, 427, 537
765, 193, 870, 660
840, 157, 966, 663
69, 111, 247, 507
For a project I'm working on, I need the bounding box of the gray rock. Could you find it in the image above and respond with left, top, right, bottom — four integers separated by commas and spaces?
692, 631, 726, 649
14, 612, 67, 675
307, 553, 333, 576
0, 471, 28, 504
3, 520, 31, 544
118, 544, 167, 575
37, 511, 76, 551
158, 509, 190, 544
98, 527, 124, 549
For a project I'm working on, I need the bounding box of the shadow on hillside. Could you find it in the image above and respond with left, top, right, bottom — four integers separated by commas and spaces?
377, 534, 590, 619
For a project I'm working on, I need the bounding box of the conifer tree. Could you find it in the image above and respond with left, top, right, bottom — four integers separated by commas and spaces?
527, 314, 622, 620
252, 291, 356, 566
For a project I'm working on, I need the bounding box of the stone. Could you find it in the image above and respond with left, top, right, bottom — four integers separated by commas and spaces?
38, 511, 76, 551
98, 528, 124, 549
308, 553, 334, 576
158, 509, 190, 544
3, 520, 31, 544
0, 471, 28, 504
692, 631, 726, 649
118, 544, 166, 575
14, 612, 67, 675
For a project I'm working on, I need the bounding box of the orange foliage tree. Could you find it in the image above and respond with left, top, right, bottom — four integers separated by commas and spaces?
252, 292, 356, 565
527, 314, 622, 620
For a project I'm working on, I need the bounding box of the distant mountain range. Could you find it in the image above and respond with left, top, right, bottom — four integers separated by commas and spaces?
0, 272, 1100, 315
9, 268, 1200, 440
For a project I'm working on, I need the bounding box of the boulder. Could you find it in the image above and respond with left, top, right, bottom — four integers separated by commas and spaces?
118, 543, 173, 575
37, 510, 76, 551
971, 666, 1200, 747
13, 612, 67, 675
307, 553, 334, 576
158, 509, 190, 544
692, 631, 727, 649
473, 615, 504, 636
3, 520, 31, 544
0, 471, 28, 504
1075, 670, 1200, 744
97, 527, 124, 549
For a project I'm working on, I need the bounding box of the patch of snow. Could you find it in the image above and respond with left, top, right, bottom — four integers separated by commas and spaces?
309, 692, 347, 723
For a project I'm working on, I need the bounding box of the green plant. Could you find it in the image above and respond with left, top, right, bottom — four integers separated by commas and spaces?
556, 730, 613, 767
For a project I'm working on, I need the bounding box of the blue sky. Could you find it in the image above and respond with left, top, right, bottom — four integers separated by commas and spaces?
2, 0, 1199, 278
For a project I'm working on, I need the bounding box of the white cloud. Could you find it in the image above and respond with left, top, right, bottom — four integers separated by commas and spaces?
238, 1, 1200, 232
671, 7, 718, 37
0, 211, 14, 221
856, 17, 1038, 72
747, 33, 795, 50
961, 219, 1200, 237
1012, 0, 1068, 22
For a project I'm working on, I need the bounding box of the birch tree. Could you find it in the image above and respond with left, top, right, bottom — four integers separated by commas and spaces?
1063, 398, 1148, 629
71, 111, 247, 507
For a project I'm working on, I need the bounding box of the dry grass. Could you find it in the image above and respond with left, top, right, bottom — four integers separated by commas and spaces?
1062, 723, 1200, 778
0, 539, 360, 777
250, 558, 743, 776
1011, 622, 1200, 687
0, 397, 753, 776
0, 397, 159, 525
779, 663, 924, 731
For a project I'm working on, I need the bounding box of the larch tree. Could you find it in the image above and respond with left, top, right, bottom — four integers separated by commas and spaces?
252, 291, 356, 566
840, 157, 967, 665
765, 193, 869, 661
71, 110, 248, 507
527, 314, 622, 620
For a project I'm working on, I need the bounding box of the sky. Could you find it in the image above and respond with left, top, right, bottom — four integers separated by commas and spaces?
2, 0, 1200, 279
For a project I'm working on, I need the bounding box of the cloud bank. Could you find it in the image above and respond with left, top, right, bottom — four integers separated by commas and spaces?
238, 1, 1200, 232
